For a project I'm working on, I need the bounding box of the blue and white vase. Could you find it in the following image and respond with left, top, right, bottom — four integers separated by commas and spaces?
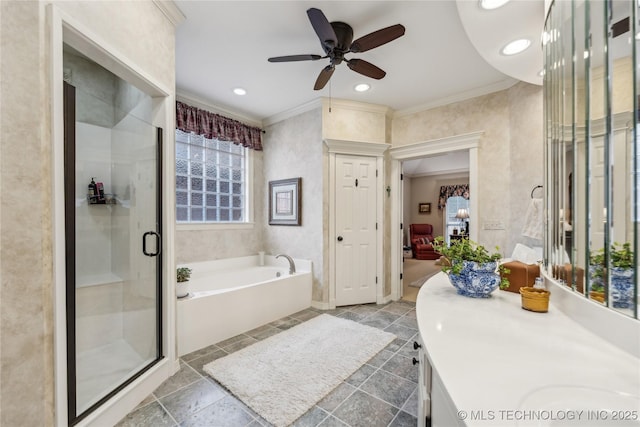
610, 267, 634, 309
448, 261, 500, 298
588, 265, 604, 293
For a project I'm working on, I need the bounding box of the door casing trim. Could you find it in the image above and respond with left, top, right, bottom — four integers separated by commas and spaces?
325, 139, 390, 309
389, 132, 483, 301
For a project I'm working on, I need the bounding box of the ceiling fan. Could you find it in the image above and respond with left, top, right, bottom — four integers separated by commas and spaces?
268, 8, 405, 90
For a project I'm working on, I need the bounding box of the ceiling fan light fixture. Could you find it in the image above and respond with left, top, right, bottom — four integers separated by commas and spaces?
268, 8, 405, 90
479, 0, 510, 10
233, 87, 247, 96
354, 83, 370, 92
501, 38, 531, 56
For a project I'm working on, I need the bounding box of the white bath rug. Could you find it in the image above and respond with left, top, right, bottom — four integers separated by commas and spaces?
203, 314, 395, 427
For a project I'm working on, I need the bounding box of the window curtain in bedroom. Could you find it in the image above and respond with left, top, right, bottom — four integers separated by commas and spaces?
438, 184, 470, 209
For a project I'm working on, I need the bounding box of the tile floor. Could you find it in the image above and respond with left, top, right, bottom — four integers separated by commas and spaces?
117, 301, 420, 427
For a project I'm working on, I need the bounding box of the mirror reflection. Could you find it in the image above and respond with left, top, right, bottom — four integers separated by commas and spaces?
544, 0, 638, 318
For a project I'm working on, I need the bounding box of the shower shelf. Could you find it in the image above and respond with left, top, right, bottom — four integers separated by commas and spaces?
77, 272, 124, 288
87, 193, 116, 205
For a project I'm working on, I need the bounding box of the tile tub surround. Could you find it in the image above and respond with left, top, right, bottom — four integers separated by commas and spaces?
118, 302, 420, 427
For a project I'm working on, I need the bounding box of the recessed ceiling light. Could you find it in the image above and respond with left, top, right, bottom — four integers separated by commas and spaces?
354, 83, 370, 92
501, 38, 531, 56
233, 88, 247, 96
479, 0, 510, 10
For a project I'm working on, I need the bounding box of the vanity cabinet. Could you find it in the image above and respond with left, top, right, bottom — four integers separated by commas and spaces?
416, 337, 465, 427
415, 337, 429, 427
415, 274, 640, 427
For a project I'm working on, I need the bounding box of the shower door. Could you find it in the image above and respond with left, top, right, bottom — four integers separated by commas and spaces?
64, 81, 163, 424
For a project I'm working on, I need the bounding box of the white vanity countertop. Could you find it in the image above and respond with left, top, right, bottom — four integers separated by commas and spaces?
416, 273, 640, 426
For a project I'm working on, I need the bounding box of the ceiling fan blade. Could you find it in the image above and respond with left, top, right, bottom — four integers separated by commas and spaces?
314, 65, 335, 90
349, 24, 406, 53
307, 8, 338, 53
347, 59, 386, 79
268, 54, 323, 63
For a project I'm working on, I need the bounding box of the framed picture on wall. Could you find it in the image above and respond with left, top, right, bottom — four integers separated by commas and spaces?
269, 177, 302, 225
419, 202, 431, 214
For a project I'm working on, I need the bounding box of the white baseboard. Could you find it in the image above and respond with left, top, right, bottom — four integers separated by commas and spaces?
311, 300, 330, 310
380, 294, 393, 304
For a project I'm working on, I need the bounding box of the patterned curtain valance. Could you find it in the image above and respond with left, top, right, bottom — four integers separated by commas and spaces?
176, 101, 263, 151
438, 184, 469, 209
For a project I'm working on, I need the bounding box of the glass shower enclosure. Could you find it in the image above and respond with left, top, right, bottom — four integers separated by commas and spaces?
63, 51, 162, 424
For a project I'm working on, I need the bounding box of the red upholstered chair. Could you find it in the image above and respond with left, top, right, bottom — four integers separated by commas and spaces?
410, 224, 440, 260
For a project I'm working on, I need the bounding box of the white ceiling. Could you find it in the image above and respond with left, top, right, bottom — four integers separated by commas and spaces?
174, 0, 544, 124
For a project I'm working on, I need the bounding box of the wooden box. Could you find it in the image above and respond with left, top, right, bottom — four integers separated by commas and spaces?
501, 261, 540, 293
562, 263, 585, 293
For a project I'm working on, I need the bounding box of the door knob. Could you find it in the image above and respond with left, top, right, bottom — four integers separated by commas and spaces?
412, 357, 419, 365
413, 341, 422, 350
337, 236, 343, 242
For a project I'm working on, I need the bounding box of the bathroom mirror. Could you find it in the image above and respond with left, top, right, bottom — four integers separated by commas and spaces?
544, 0, 638, 319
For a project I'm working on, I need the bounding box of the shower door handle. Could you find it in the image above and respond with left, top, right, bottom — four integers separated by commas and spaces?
142, 231, 162, 257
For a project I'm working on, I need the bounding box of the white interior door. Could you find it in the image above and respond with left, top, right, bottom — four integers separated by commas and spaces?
335, 154, 378, 306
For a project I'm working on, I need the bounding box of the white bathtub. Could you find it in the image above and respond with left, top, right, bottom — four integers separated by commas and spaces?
177, 255, 312, 356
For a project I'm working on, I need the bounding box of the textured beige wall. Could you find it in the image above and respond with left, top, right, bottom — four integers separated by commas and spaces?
507, 82, 544, 253
322, 101, 388, 144
392, 82, 543, 255
1, 3, 52, 425
0, 1, 176, 425
263, 109, 325, 302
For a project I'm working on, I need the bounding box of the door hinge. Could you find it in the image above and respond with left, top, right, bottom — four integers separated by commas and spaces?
400, 273, 403, 280
400, 223, 403, 230
376, 169, 378, 177
376, 222, 378, 230
376, 276, 378, 284
355, 178, 358, 187
400, 173, 404, 180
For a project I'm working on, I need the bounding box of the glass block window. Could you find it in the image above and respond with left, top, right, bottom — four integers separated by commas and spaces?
176, 130, 246, 222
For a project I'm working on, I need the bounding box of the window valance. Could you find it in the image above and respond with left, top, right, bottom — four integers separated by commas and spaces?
176, 101, 263, 151
438, 184, 469, 209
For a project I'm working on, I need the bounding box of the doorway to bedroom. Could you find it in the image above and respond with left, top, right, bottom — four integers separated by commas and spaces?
389, 132, 481, 303
400, 155, 469, 301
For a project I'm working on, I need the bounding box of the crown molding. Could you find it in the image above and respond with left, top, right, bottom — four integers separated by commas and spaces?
324, 139, 390, 156
262, 98, 323, 127
322, 97, 393, 116
153, 1, 186, 27
393, 78, 518, 118
390, 131, 484, 159
176, 90, 263, 128
263, 97, 394, 127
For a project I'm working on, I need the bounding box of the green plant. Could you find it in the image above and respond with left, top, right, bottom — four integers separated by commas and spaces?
177, 267, 192, 283
590, 242, 634, 272
589, 242, 633, 292
431, 236, 510, 289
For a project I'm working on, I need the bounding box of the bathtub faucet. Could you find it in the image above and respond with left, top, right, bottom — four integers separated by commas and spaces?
275, 254, 296, 275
